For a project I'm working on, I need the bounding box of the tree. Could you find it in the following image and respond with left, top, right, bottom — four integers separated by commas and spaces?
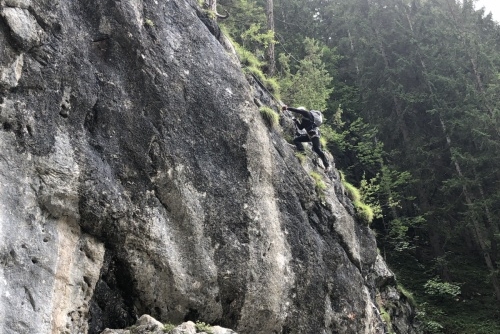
278, 38, 333, 110
265, 0, 276, 75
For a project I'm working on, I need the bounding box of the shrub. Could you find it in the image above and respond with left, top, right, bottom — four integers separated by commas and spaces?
380, 306, 395, 334
232, 40, 280, 97
424, 277, 461, 298
195, 321, 213, 334
234, 42, 263, 68
244, 66, 280, 97
264, 77, 280, 95
310, 171, 327, 191
397, 284, 417, 308
342, 179, 361, 202
163, 323, 176, 333
259, 106, 279, 128
353, 200, 374, 224
295, 151, 307, 164
340, 172, 375, 224
421, 320, 444, 334
310, 171, 327, 201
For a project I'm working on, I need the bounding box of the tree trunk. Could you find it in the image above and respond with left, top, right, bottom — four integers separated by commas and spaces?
266, 0, 276, 76
207, 0, 228, 19
347, 28, 360, 77
208, 0, 216, 13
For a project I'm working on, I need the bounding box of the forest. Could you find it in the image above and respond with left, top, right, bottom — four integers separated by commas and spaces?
211, 0, 500, 332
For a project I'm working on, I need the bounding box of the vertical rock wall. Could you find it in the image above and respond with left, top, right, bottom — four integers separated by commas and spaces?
0, 0, 418, 333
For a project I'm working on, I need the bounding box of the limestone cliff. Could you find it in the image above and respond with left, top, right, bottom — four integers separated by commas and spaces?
0, 0, 418, 333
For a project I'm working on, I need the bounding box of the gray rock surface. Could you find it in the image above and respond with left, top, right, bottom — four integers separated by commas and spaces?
102, 315, 237, 334
0, 0, 418, 333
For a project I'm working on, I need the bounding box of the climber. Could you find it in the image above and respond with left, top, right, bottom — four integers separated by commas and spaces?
282, 105, 331, 171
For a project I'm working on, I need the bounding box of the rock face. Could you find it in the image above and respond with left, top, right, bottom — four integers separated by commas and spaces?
100, 315, 237, 334
0, 0, 418, 333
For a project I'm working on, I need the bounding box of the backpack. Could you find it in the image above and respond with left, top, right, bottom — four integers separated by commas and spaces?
309, 110, 323, 127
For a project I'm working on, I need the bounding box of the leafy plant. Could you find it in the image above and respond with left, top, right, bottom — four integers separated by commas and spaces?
278, 38, 333, 110
359, 174, 382, 219
234, 41, 264, 68
240, 23, 275, 49
244, 65, 280, 96
163, 323, 176, 333
219, 1, 268, 54
195, 321, 213, 333
424, 277, 461, 298
422, 320, 445, 334
144, 18, 154, 27
232, 41, 280, 96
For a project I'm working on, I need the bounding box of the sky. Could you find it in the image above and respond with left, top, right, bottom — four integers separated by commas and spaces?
474, 0, 500, 21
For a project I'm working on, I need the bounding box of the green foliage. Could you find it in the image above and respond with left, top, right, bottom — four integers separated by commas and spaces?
319, 134, 328, 148
259, 106, 279, 128
340, 172, 374, 224
144, 18, 154, 27
332, 117, 384, 176
295, 151, 307, 165
310, 171, 327, 201
232, 39, 280, 96
417, 297, 500, 334
278, 38, 334, 110
388, 251, 500, 334
318, 125, 334, 146
342, 177, 361, 202
397, 284, 417, 308
415, 302, 445, 334
163, 323, 176, 333
359, 174, 382, 220
219, 0, 267, 50
233, 40, 263, 68
219, 0, 279, 96
386, 217, 420, 252
263, 77, 280, 95
424, 277, 461, 299
195, 321, 213, 334
204, 10, 216, 20
310, 171, 326, 190
217, 0, 500, 330
320, 108, 347, 151
353, 200, 374, 225
244, 66, 280, 96
240, 23, 274, 49
421, 320, 444, 334
379, 306, 394, 334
